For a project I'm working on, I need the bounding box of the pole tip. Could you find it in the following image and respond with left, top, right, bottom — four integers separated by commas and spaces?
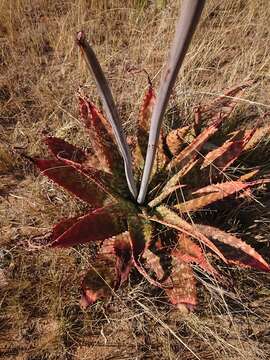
76, 31, 85, 45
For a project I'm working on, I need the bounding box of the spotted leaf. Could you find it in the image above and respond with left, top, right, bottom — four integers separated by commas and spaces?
51, 205, 126, 248
34, 158, 107, 207
196, 224, 270, 272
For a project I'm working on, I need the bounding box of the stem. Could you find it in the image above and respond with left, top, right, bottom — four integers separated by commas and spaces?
137, 0, 205, 204
77, 31, 137, 199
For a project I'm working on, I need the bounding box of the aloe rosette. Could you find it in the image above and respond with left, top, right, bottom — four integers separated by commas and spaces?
31, 1, 269, 311
33, 81, 270, 310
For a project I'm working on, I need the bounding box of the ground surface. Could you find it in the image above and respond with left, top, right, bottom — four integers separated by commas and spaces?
0, 1, 270, 359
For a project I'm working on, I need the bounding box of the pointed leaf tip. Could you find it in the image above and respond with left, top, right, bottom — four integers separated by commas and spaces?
44, 137, 87, 163
196, 224, 270, 272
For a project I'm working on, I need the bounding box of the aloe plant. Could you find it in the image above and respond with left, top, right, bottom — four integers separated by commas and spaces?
31, 0, 270, 310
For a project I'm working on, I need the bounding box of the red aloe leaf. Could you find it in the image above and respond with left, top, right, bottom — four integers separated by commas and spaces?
152, 206, 227, 262
173, 234, 218, 276
80, 256, 115, 309
168, 114, 224, 171
236, 177, 270, 197
209, 129, 256, 171
45, 136, 101, 169
155, 135, 168, 173
165, 261, 197, 311
142, 249, 197, 312
139, 85, 156, 132
176, 180, 270, 213
176, 188, 243, 213
166, 126, 190, 156
176, 181, 250, 212
51, 216, 80, 241
128, 216, 152, 256
192, 180, 249, 195
98, 233, 132, 287
34, 158, 107, 207
79, 95, 114, 137
51, 205, 127, 248
142, 235, 198, 310
200, 132, 240, 169
167, 82, 252, 171
142, 249, 166, 281
99, 237, 115, 256
113, 232, 133, 286
79, 97, 123, 174
248, 179, 270, 187
57, 155, 121, 200
244, 123, 270, 150
134, 85, 167, 172
44, 137, 87, 163
134, 85, 156, 169
196, 224, 270, 272
128, 216, 164, 288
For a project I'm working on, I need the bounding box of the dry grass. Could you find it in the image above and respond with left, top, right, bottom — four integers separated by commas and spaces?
1, 0, 270, 359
